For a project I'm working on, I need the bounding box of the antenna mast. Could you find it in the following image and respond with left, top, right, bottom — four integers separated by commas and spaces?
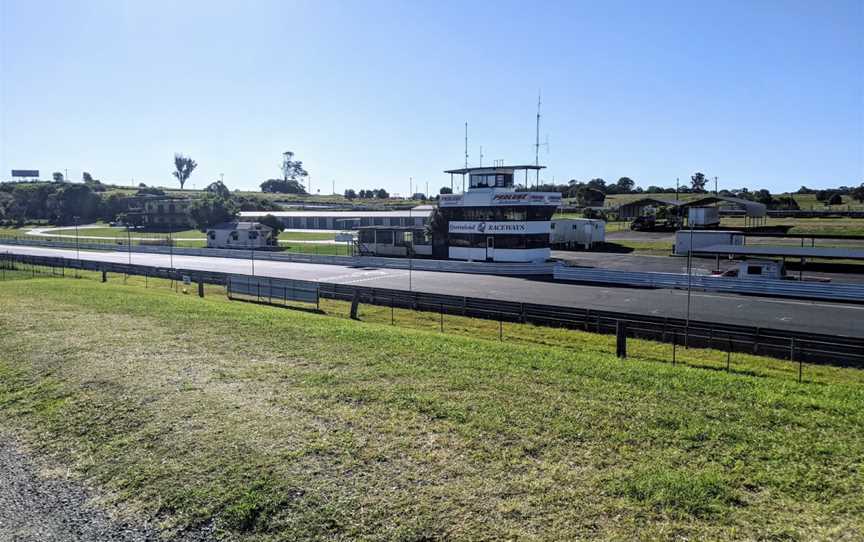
464, 122, 469, 168
535, 90, 542, 187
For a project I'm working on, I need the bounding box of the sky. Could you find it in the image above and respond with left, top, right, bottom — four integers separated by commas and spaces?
0, 0, 862, 195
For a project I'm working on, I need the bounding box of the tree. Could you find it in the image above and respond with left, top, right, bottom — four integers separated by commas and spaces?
257, 213, 286, 235
344, 189, 357, 200
374, 188, 389, 199
281, 151, 308, 182
576, 186, 605, 207
260, 178, 307, 194
52, 172, 64, 182
826, 193, 842, 206
187, 195, 237, 230
205, 180, 231, 198
754, 189, 774, 206
439, 186, 453, 195
172, 153, 197, 190
690, 172, 708, 192
82, 172, 94, 182
586, 178, 607, 192
851, 184, 864, 204
615, 177, 636, 193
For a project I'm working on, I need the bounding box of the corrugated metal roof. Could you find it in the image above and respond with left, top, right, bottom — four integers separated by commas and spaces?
240, 209, 432, 218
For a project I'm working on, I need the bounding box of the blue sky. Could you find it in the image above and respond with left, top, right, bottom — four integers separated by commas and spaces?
1, 0, 861, 195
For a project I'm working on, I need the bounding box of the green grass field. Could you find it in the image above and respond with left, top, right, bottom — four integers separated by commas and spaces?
0, 274, 862, 540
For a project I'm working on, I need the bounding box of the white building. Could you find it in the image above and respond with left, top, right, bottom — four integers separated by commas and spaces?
439, 165, 562, 262
550, 218, 606, 249
206, 222, 276, 249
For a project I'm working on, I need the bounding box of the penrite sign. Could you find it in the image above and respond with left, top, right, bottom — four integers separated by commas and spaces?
11, 169, 39, 178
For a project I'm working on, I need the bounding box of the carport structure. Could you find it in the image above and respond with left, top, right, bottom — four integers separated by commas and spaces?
614, 198, 684, 220
679, 196, 767, 228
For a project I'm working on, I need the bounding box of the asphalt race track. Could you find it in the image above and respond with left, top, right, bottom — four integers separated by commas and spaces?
3, 245, 863, 338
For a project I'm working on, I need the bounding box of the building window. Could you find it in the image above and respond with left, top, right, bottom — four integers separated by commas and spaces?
376, 230, 394, 245
359, 230, 375, 244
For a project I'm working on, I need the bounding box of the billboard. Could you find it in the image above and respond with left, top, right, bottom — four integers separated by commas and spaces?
448, 221, 551, 235
11, 170, 39, 178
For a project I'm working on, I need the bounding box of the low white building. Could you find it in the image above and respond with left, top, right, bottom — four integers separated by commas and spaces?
674, 230, 744, 255
550, 218, 605, 249
206, 222, 276, 249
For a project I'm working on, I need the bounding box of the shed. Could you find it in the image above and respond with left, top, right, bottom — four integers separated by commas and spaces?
206, 222, 276, 249
615, 198, 684, 220
550, 218, 605, 249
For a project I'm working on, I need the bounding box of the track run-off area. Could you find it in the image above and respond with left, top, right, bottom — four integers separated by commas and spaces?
2, 244, 863, 338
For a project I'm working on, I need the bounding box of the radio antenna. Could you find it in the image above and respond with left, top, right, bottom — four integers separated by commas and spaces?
464, 122, 469, 169
534, 90, 542, 187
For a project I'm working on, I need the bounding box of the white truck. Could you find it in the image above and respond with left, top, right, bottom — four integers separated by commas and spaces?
713, 259, 787, 280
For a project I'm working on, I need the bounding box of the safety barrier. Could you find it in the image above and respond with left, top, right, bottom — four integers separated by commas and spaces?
3, 251, 863, 367
553, 265, 864, 303
0, 238, 553, 276
227, 275, 319, 305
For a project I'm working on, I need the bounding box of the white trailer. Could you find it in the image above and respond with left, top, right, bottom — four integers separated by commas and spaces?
550, 219, 605, 249
674, 230, 744, 255
687, 207, 720, 228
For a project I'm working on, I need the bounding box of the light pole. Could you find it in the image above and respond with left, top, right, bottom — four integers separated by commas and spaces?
408, 207, 413, 292
126, 224, 132, 265
168, 222, 174, 270
73, 215, 80, 277
251, 247, 255, 276
685, 224, 694, 346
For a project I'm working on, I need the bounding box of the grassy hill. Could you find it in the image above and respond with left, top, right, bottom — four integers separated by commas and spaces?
0, 275, 862, 540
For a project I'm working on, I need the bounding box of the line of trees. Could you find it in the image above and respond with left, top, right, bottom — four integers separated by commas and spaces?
343, 188, 390, 199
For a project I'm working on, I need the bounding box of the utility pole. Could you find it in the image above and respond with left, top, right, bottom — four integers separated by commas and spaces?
714, 176, 719, 196
675, 177, 680, 201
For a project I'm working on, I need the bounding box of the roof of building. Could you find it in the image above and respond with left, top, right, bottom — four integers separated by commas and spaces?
208, 221, 273, 231
691, 244, 864, 261
240, 208, 433, 218
615, 198, 684, 209
356, 225, 428, 231
443, 165, 546, 175
681, 196, 767, 218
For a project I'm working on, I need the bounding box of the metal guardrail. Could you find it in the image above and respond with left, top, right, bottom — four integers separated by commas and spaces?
227, 275, 319, 305
553, 265, 864, 303
0, 238, 554, 276
3, 252, 863, 367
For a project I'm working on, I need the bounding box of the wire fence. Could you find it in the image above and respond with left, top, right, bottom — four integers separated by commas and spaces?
3, 252, 863, 384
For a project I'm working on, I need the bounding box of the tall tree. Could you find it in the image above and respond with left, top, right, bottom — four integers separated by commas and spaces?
188, 194, 237, 230
852, 184, 864, 204
615, 177, 636, 193
205, 180, 231, 198
281, 151, 308, 182
343, 189, 357, 200
172, 153, 197, 190
52, 172, 64, 182
690, 172, 708, 192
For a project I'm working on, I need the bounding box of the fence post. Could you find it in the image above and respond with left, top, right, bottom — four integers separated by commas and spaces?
440, 303, 444, 332
672, 333, 677, 365
391, 296, 394, 325
101, 269, 107, 283
499, 316, 503, 341
726, 338, 732, 372
350, 290, 361, 320
198, 279, 204, 298
616, 320, 627, 359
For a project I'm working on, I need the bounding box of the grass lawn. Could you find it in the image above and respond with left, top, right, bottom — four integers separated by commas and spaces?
0, 275, 862, 540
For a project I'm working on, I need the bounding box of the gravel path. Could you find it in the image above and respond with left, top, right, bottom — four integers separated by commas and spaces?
0, 435, 214, 542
